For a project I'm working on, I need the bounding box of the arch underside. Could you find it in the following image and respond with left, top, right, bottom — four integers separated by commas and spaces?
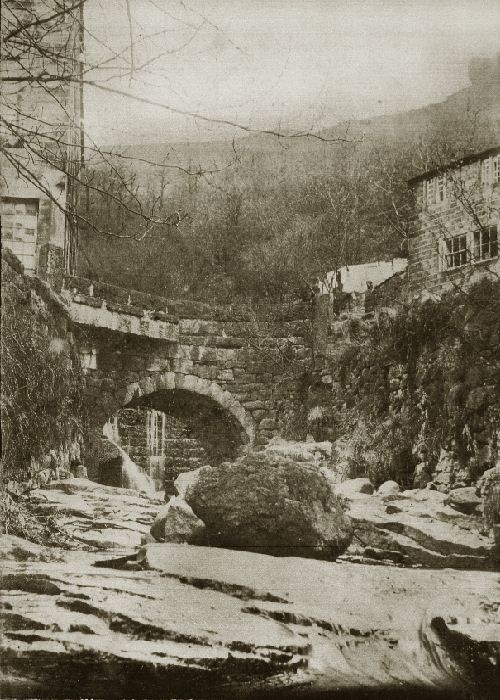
125, 380, 253, 465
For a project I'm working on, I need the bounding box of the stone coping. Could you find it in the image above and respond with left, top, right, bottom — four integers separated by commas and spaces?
64, 275, 309, 322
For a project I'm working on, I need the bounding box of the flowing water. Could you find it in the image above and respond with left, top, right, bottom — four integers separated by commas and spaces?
102, 420, 156, 496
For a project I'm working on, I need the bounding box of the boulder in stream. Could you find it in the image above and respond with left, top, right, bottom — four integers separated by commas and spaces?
185, 452, 353, 560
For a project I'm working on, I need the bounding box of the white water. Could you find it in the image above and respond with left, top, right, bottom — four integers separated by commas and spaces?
102, 422, 156, 496
119, 442, 156, 496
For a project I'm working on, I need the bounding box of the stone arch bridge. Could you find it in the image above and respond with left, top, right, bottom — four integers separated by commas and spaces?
63, 277, 312, 477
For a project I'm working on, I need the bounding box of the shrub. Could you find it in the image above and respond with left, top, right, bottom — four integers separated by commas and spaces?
1, 279, 86, 483
0, 492, 72, 547
310, 279, 500, 487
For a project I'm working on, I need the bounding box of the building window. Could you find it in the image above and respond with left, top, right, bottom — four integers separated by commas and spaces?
425, 175, 447, 206
481, 155, 500, 185
425, 178, 435, 206
474, 225, 498, 262
436, 175, 447, 202
444, 234, 468, 269
1, 197, 39, 273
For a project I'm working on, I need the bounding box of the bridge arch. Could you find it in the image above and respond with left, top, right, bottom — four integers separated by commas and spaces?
111, 372, 255, 467
122, 372, 254, 441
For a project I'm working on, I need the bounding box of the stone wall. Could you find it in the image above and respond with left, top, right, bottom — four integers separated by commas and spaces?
365, 270, 408, 313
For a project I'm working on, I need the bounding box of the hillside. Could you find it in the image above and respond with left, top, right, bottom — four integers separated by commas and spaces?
110, 53, 500, 180
79, 54, 500, 303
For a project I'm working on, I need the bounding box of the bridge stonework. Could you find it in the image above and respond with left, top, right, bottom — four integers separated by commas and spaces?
63, 277, 312, 476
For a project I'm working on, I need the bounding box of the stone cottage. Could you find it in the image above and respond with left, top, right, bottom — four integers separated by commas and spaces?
408, 145, 500, 296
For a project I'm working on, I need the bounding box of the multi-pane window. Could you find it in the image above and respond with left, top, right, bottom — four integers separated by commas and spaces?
436, 175, 446, 202
444, 234, 468, 269
425, 178, 435, 206
442, 225, 499, 271
1, 197, 39, 273
425, 175, 447, 205
473, 225, 499, 262
481, 155, 500, 185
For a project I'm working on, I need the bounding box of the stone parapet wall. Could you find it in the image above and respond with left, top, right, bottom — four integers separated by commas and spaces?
63, 275, 309, 323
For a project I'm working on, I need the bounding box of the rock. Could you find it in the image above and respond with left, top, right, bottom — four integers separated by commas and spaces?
31, 478, 162, 551
432, 449, 464, 491
174, 466, 208, 500
444, 487, 482, 515
264, 437, 332, 463
141, 533, 156, 545
5, 542, 500, 698
478, 466, 500, 531
150, 497, 206, 544
0, 535, 66, 563
185, 452, 353, 560
335, 478, 374, 498
385, 504, 402, 514
56, 468, 72, 480
413, 462, 431, 489
29, 489, 94, 518
343, 486, 496, 570
378, 480, 400, 496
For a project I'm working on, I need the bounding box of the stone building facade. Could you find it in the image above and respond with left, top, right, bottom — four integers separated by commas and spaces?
1, 0, 84, 285
408, 145, 500, 296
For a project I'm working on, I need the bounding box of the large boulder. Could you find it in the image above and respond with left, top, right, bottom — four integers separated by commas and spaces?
377, 480, 400, 497
150, 497, 206, 544
185, 452, 353, 560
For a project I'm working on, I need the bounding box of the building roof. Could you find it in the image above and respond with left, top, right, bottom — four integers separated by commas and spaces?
320, 258, 408, 295
408, 144, 500, 186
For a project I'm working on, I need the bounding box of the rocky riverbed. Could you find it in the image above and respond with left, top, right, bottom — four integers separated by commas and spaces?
1, 477, 499, 699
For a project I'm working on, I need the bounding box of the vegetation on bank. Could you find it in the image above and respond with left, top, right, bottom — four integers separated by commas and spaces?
1, 271, 86, 485
319, 279, 500, 487
0, 492, 72, 547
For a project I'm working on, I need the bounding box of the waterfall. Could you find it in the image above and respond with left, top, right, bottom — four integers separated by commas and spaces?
119, 442, 156, 496
146, 409, 166, 456
102, 427, 156, 497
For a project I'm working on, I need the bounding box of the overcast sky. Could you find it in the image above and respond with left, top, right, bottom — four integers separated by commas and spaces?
84, 0, 500, 144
